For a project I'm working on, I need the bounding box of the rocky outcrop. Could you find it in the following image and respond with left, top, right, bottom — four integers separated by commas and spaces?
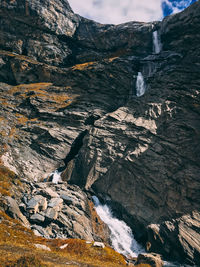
0, 0, 200, 265
2, 196, 30, 227
12, 180, 111, 242
0, 0, 157, 68
147, 211, 200, 265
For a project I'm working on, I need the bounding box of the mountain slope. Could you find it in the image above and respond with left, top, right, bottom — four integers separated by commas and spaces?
0, 0, 200, 265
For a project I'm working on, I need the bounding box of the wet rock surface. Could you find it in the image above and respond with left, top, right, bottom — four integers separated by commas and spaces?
0, 0, 200, 265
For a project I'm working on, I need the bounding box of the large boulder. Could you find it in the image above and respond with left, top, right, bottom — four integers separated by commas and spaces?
3, 196, 30, 227
135, 253, 163, 267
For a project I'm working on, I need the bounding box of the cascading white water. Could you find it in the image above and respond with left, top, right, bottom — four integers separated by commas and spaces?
153, 30, 162, 54
92, 196, 144, 258
136, 72, 146, 97
51, 170, 62, 184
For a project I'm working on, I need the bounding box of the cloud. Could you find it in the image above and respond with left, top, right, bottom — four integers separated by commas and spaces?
69, 0, 163, 24
162, 0, 196, 16
68, 0, 195, 24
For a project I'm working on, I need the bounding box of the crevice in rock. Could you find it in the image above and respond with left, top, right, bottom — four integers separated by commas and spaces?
84, 115, 100, 126
62, 130, 88, 168
58, 35, 81, 68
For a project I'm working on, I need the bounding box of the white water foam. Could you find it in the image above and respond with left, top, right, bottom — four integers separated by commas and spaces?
92, 196, 144, 258
153, 30, 162, 54
136, 72, 146, 97
51, 170, 62, 184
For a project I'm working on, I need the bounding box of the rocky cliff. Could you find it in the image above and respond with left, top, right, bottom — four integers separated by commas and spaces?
0, 0, 200, 265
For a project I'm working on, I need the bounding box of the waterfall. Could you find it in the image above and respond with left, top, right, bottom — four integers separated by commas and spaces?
136, 72, 146, 97
92, 196, 144, 258
153, 30, 162, 54
51, 170, 62, 184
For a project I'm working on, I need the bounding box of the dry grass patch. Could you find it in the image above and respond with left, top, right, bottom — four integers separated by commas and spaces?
0, 164, 19, 196
8, 83, 52, 95
134, 265, 152, 267
46, 238, 127, 267
7, 255, 45, 267
71, 61, 95, 71
0, 209, 126, 267
0, 50, 39, 64
107, 57, 119, 62
7, 83, 73, 111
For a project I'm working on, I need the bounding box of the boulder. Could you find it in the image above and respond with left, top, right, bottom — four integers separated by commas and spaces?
27, 195, 47, 213
3, 197, 30, 227
60, 243, 68, 249
30, 213, 45, 224
45, 207, 58, 221
34, 244, 51, 251
40, 188, 59, 199
26, 198, 39, 214
135, 253, 163, 267
60, 193, 74, 205
92, 242, 105, 249
48, 198, 63, 211
56, 212, 72, 228
31, 225, 48, 237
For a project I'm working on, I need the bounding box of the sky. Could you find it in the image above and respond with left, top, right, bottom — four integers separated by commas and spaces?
68, 0, 197, 24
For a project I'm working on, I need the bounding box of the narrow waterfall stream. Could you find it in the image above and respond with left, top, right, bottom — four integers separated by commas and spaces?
133, 30, 162, 97
136, 72, 146, 97
153, 30, 162, 54
92, 196, 144, 258
51, 170, 62, 184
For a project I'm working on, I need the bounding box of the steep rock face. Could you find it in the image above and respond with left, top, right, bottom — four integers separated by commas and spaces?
0, 0, 79, 66
0, 0, 158, 67
74, 18, 157, 63
147, 211, 200, 265
0, 56, 133, 180
0, 0, 200, 265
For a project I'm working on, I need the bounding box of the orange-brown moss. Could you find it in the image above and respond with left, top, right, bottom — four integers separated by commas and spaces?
71, 61, 95, 71
0, 129, 7, 137
6, 83, 74, 111
46, 238, 126, 266
0, 209, 126, 267
0, 97, 8, 106
107, 56, 119, 62
16, 115, 29, 125
0, 50, 39, 64
0, 164, 19, 196
8, 83, 52, 95
134, 265, 152, 267
8, 127, 16, 137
